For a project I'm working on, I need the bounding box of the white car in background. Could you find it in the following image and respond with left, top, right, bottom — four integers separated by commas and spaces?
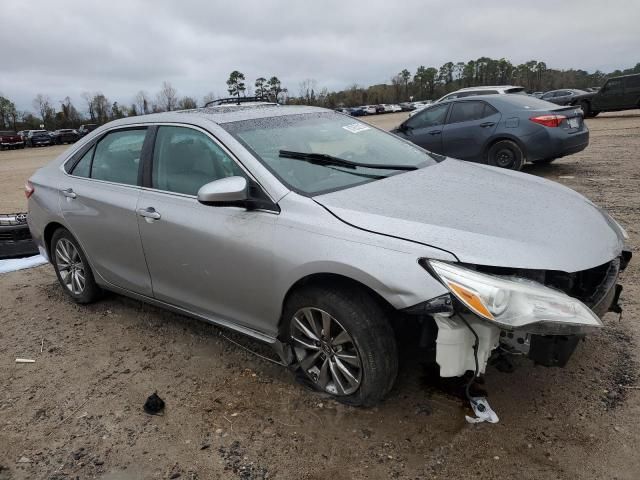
408, 101, 433, 117
362, 105, 377, 115
435, 85, 526, 103
383, 104, 402, 113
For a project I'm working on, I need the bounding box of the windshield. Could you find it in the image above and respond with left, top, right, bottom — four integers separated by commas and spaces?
222, 112, 437, 195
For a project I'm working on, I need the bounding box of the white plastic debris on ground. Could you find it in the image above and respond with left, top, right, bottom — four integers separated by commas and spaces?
465, 397, 499, 424
0, 255, 47, 274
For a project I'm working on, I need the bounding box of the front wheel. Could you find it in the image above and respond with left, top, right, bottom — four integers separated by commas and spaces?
51, 229, 102, 304
487, 140, 524, 170
284, 284, 398, 406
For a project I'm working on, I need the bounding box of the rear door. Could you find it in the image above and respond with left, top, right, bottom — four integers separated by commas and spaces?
593, 78, 625, 111
622, 75, 640, 108
398, 103, 450, 154
60, 127, 153, 295
136, 125, 279, 335
442, 100, 501, 161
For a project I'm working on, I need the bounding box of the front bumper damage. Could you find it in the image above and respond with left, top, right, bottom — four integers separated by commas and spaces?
419, 251, 631, 377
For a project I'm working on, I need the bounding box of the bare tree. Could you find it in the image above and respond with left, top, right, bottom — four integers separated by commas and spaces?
60, 97, 81, 127
135, 90, 150, 115
90, 93, 111, 123
299, 79, 317, 105
81, 91, 96, 121
202, 92, 218, 106
177, 96, 197, 110
33, 94, 55, 127
156, 81, 178, 112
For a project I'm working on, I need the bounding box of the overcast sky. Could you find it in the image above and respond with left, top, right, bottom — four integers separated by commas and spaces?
1, 0, 638, 113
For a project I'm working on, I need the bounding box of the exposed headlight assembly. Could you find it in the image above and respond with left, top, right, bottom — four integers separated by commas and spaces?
423, 260, 602, 334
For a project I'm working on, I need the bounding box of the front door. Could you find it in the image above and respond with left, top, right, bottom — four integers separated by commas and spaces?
60, 127, 153, 296
136, 125, 279, 335
399, 103, 450, 154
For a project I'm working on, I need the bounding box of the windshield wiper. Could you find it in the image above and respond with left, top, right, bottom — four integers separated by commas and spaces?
279, 150, 419, 171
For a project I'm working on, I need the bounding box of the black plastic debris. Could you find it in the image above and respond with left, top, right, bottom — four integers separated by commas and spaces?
143, 392, 165, 415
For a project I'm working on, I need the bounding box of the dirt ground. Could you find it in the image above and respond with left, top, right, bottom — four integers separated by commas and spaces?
1, 111, 639, 480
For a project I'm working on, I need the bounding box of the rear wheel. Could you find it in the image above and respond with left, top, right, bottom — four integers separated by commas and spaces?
284, 284, 398, 406
487, 140, 524, 170
51, 229, 102, 304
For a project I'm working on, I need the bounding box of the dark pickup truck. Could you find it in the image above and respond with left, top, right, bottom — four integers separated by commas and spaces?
570, 73, 640, 117
0, 130, 24, 150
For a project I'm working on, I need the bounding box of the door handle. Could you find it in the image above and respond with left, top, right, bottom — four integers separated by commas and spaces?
428, 130, 442, 135
61, 188, 77, 199
479, 122, 496, 128
137, 207, 161, 220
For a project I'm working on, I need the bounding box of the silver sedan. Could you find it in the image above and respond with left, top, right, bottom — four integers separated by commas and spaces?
27, 104, 630, 406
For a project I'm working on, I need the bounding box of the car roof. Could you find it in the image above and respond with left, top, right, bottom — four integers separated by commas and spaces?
455, 85, 523, 92
100, 105, 329, 129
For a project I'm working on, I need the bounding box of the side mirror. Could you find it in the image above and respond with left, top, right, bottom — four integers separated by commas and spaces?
197, 176, 248, 206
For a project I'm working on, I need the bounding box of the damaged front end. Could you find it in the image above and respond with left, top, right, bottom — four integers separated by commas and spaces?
412, 251, 632, 377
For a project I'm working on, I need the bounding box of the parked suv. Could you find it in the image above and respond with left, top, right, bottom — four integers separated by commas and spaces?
26, 130, 52, 147
54, 129, 80, 144
436, 85, 526, 103
27, 105, 630, 406
568, 74, 640, 117
77, 124, 98, 137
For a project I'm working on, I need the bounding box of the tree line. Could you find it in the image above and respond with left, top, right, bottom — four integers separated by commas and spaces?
1, 57, 638, 131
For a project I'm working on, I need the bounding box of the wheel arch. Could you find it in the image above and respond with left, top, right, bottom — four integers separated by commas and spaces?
43, 221, 67, 258
278, 272, 397, 337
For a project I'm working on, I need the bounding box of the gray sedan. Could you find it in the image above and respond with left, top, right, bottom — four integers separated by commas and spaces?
27, 104, 630, 406
393, 95, 589, 169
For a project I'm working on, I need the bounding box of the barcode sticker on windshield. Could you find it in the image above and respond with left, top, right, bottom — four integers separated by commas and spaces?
342, 123, 371, 133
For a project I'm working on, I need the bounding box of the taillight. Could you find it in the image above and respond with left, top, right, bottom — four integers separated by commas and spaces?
530, 115, 566, 128
25, 181, 34, 199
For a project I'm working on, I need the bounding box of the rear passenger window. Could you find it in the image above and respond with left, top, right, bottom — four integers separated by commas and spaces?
624, 75, 640, 89
448, 101, 494, 124
91, 129, 147, 186
71, 147, 94, 177
152, 126, 245, 196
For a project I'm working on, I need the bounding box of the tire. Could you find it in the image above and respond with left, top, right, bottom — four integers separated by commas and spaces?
487, 140, 524, 170
51, 228, 102, 304
283, 284, 398, 407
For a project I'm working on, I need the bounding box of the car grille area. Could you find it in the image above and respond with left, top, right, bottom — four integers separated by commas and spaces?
0, 213, 39, 260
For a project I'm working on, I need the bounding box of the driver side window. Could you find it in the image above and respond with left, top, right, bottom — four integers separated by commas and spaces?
152, 126, 245, 196
406, 104, 449, 129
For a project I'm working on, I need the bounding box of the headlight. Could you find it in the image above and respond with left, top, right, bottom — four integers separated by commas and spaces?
602, 209, 629, 240
424, 260, 602, 334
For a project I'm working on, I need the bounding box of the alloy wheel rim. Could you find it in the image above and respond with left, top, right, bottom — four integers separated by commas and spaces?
290, 307, 362, 396
55, 239, 85, 295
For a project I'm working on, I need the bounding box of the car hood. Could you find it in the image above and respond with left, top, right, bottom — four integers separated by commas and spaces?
314, 159, 624, 272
